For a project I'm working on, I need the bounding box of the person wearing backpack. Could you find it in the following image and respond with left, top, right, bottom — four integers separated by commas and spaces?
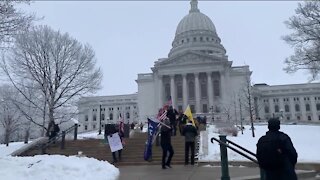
256, 118, 298, 180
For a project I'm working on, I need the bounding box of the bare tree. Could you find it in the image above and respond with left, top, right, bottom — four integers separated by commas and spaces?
239, 71, 255, 137
283, 1, 320, 80
0, 0, 35, 48
1, 25, 102, 135
0, 85, 22, 146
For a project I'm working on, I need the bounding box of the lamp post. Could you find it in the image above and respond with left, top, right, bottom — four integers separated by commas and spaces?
210, 106, 214, 124
98, 104, 102, 135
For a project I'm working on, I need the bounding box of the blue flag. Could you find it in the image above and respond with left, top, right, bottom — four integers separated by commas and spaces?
143, 118, 159, 161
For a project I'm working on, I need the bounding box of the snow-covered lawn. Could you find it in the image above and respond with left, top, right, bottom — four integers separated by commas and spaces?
200, 124, 320, 163
0, 132, 119, 180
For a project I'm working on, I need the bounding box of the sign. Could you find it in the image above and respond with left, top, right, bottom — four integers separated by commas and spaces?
107, 133, 123, 152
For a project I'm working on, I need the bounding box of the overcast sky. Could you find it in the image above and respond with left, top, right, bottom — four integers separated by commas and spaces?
21, 1, 310, 96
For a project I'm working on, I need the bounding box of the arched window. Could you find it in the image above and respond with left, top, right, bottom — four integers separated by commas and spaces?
305, 104, 310, 111
264, 106, 269, 113
213, 80, 220, 97
109, 113, 113, 120
285, 105, 290, 112
295, 104, 300, 112
177, 83, 182, 99
93, 114, 97, 121
274, 105, 279, 113
200, 80, 207, 99
165, 83, 171, 101
188, 81, 195, 99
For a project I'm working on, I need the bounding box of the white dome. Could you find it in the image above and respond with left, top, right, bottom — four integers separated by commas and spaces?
175, 12, 216, 36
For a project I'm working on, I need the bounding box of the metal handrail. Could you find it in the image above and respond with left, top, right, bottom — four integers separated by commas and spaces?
211, 136, 258, 164
44, 124, 77, 148
226, 139, 256, 158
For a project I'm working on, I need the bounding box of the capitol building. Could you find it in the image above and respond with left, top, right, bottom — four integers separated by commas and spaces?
78, 0, 320, 132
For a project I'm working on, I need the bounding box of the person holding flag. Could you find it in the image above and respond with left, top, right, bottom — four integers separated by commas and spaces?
160, 118, 174, 169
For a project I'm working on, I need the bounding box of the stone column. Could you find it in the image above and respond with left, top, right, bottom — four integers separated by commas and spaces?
289, 97, 295, 120
207, 72, 213, 108
299, 97, 306, 121
220, 71, 225, 100
182, 73, 188, 109
310, 96, 317, 122
170, 75, 176, 108
195, 72, 201, 113
158, 75, 163, 109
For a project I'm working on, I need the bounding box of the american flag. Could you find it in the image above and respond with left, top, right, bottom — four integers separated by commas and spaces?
156, 97, 172, 121
157, 109, 167, 122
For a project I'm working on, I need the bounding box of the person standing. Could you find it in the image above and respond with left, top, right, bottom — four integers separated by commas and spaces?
256, 118, 298, 180
167, 106, 178, 136
160, 118, 174, 169
182, 120, 198, 165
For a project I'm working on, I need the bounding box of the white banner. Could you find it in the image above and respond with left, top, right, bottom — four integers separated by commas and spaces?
107, 133, 123, 152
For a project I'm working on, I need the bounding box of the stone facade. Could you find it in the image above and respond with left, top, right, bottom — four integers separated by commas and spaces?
77, 94, 138, 132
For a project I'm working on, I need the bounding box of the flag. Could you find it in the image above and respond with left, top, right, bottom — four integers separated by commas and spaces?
143, 118, 159, 161
156, 97, 172, 121
118, 114, 124, 135
184, 105, 195, 126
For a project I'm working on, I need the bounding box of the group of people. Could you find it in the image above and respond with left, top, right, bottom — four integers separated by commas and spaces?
160, 106, 198, 169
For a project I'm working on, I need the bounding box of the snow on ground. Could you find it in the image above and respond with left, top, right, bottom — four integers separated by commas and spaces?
0, 155, 119, 180
0, 142, 29, 157
0, 131, 119, 180
200, 124, 320, 163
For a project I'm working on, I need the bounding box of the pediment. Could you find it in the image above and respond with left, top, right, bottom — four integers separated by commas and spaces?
155, 51, 225, 67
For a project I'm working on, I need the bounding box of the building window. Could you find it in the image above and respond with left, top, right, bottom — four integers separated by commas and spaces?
84, 125, 88, 130
126, 112, 130, 119
203, 104, 208, 113
297, 116, 301, 120
213, 80, 220, 97
200, 81, 207, 99
306, 104, 310, 111
308, 116, 312, 121
317, 103, 320, 111
285, 105, 290, 112
318, 115, 320, 121
190, 105, 195, 113
109, 113, 113, 120
177, 83, 182, 99
188, 81, 195, 99
287, 116, 290, 120
93, 124, 96, 129
215, 106, 220, 113
274, 105, 279, 113
85, 115, 88, 121
101, 113, 105, 121
165, 83, 171, 101
264, 106, 269, 113
295, 104, 300, 112
93, 114, 97, 121
178, 105, 183, 112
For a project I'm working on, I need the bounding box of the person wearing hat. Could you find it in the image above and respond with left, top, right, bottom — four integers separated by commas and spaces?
257, 118, 298, 180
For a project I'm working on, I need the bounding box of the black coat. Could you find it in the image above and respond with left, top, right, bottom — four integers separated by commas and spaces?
262, 131, 298, 180
182, 124, 198, 142
160, 125, 172, 146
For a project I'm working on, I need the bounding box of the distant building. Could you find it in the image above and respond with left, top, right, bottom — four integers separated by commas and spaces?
253, 83, 320, 122
77, 94, 138, 132
78, 0, 320, 132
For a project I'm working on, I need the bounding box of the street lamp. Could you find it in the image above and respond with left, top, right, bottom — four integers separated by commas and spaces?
98, 104, 102, 135
209, 106, 214, 124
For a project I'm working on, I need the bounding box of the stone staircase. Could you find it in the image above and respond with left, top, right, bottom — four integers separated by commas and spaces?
20, 130, 191, 166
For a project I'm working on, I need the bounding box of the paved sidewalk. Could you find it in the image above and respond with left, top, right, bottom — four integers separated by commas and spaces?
117, 165, 260, 180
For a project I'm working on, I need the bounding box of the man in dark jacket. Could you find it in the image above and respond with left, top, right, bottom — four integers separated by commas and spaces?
160, 118, 174, 169
182, 120, 198, 165
166, 106, 178, 136
257, 118, 298, 180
